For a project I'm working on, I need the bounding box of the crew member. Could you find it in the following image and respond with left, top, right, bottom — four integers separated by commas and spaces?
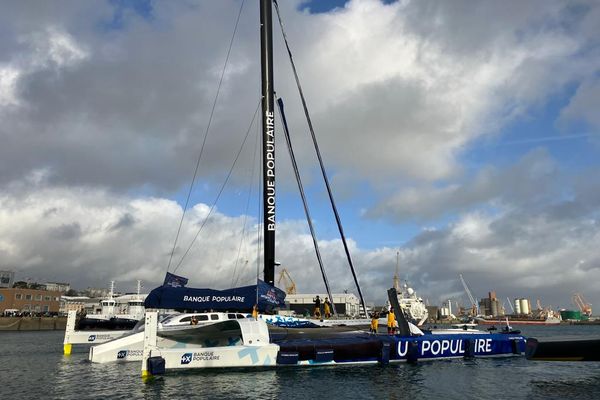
252, 304, 259, 319
323, 297, 332, 319
370, 312, 379, 334
313, 295, 322, 318
387, 308, 396, 335
191, 316, 198, 325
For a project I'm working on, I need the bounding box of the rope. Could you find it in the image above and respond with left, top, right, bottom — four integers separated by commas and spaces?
277, 98, 337, 317
231, 115, 261, 287
167, 0, 246, 272
274, 0, 368, 317
173, 99, 261, 273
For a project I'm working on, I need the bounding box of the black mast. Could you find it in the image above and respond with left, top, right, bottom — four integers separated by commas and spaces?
260, 0, 276, 286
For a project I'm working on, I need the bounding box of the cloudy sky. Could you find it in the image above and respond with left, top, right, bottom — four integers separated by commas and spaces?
1, 0, 599, 311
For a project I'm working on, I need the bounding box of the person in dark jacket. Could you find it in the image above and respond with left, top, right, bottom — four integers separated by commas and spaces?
313, 295, 321, 318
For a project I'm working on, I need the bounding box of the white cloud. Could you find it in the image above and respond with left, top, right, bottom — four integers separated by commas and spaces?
0, 0, 599, 311
0, 66, 21, 107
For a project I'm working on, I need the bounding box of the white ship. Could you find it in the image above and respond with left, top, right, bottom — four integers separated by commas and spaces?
392, 252, 428, 326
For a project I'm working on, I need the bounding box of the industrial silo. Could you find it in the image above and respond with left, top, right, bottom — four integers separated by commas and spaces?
519, 298, 530, 315
439, 307, 450, 318
514, 299, 521, 315
491, 301, 499, 317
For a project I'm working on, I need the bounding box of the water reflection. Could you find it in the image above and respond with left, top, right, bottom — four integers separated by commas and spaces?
3, 327, 600, 399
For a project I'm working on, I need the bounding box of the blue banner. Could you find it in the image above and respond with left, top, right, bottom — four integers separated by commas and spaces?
163, 272, 189, 288
144, 280, 286, 312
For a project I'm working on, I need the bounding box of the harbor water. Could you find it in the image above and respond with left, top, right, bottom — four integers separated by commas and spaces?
2, 325, 600, 399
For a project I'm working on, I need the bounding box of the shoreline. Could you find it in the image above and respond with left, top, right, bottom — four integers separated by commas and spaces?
0, 316, 67, 331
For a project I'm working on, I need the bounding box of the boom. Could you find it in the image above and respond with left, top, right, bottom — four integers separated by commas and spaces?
459, 274, 479, 315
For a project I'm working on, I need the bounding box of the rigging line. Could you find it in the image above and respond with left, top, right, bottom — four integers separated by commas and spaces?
166, 0, 246, 272
173, 98, 261, 273
274, 0, 368, 317
277, 98, 337, 317
231, 112, 261, 287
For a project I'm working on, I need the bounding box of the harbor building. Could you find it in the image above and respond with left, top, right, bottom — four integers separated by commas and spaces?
0, 271, 15, 288
0, 287, 62, 315
285, 293, 362, 317
45, 282, 71, 292
59, 296, 96, 315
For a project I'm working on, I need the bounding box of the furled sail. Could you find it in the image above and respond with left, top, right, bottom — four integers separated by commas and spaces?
144, 277, 286, 312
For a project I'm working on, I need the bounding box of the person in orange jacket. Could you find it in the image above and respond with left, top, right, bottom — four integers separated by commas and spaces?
387, 308, 396, 335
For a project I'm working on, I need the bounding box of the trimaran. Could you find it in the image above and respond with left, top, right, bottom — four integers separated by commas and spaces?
65, 0, 528, 375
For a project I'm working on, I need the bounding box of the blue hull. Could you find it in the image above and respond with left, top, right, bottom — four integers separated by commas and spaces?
276, 333, 525, 364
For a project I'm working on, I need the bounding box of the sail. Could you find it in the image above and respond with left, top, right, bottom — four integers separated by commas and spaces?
144, 279, 286, 312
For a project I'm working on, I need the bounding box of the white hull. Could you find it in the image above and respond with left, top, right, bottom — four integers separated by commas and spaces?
63, 310, 132, 354
155, 344, 281, 369
90, 311, 250, 363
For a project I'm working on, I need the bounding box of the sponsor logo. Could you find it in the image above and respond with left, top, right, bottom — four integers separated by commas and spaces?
117, 349, 143, 359
88, 334, 113, 342
181, 353, 193, 364
181, 351, 220, 364
261, 288, 279, 304
265, 110, 275, 231
398, 338, 494, 357
183, 295, 245, 303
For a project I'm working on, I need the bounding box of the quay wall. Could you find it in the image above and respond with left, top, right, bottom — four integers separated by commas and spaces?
0, 317, 67, 331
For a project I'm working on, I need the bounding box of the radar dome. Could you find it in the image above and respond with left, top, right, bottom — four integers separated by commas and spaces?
407, 288, 414, 295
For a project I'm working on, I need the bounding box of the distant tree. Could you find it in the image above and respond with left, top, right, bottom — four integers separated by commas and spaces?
13, 281, 28, 288
65, 289, 79, 296
29, 282, 45, 290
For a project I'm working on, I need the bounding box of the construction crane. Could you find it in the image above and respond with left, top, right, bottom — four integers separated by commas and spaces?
277, 268, 297, 295
536, 299, 543, 311
572, 293, 592, 317
507, 297, 515, 313
459, 274, 479, 316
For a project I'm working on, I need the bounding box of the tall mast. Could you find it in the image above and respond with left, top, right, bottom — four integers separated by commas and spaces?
260, 0, 276, 285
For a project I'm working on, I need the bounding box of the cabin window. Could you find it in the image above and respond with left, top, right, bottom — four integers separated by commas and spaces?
236, 314, 245, 319
180, 317, 192, 322
197, 315, 209, 321
210, 314, 219, 320
228, 314, 236, 319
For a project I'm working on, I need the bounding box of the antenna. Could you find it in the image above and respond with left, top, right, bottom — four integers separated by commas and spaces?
393, 251, 401, 291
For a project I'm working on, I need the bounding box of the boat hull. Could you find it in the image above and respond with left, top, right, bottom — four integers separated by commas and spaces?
526, 338, 600, 361
146, 333, 525, 372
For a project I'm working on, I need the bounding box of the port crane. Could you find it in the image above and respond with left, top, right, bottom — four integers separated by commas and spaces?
277, 268, 297, 295
507, 297, 515, 313
572, 293, 592, 317
459, 274, 479, 316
